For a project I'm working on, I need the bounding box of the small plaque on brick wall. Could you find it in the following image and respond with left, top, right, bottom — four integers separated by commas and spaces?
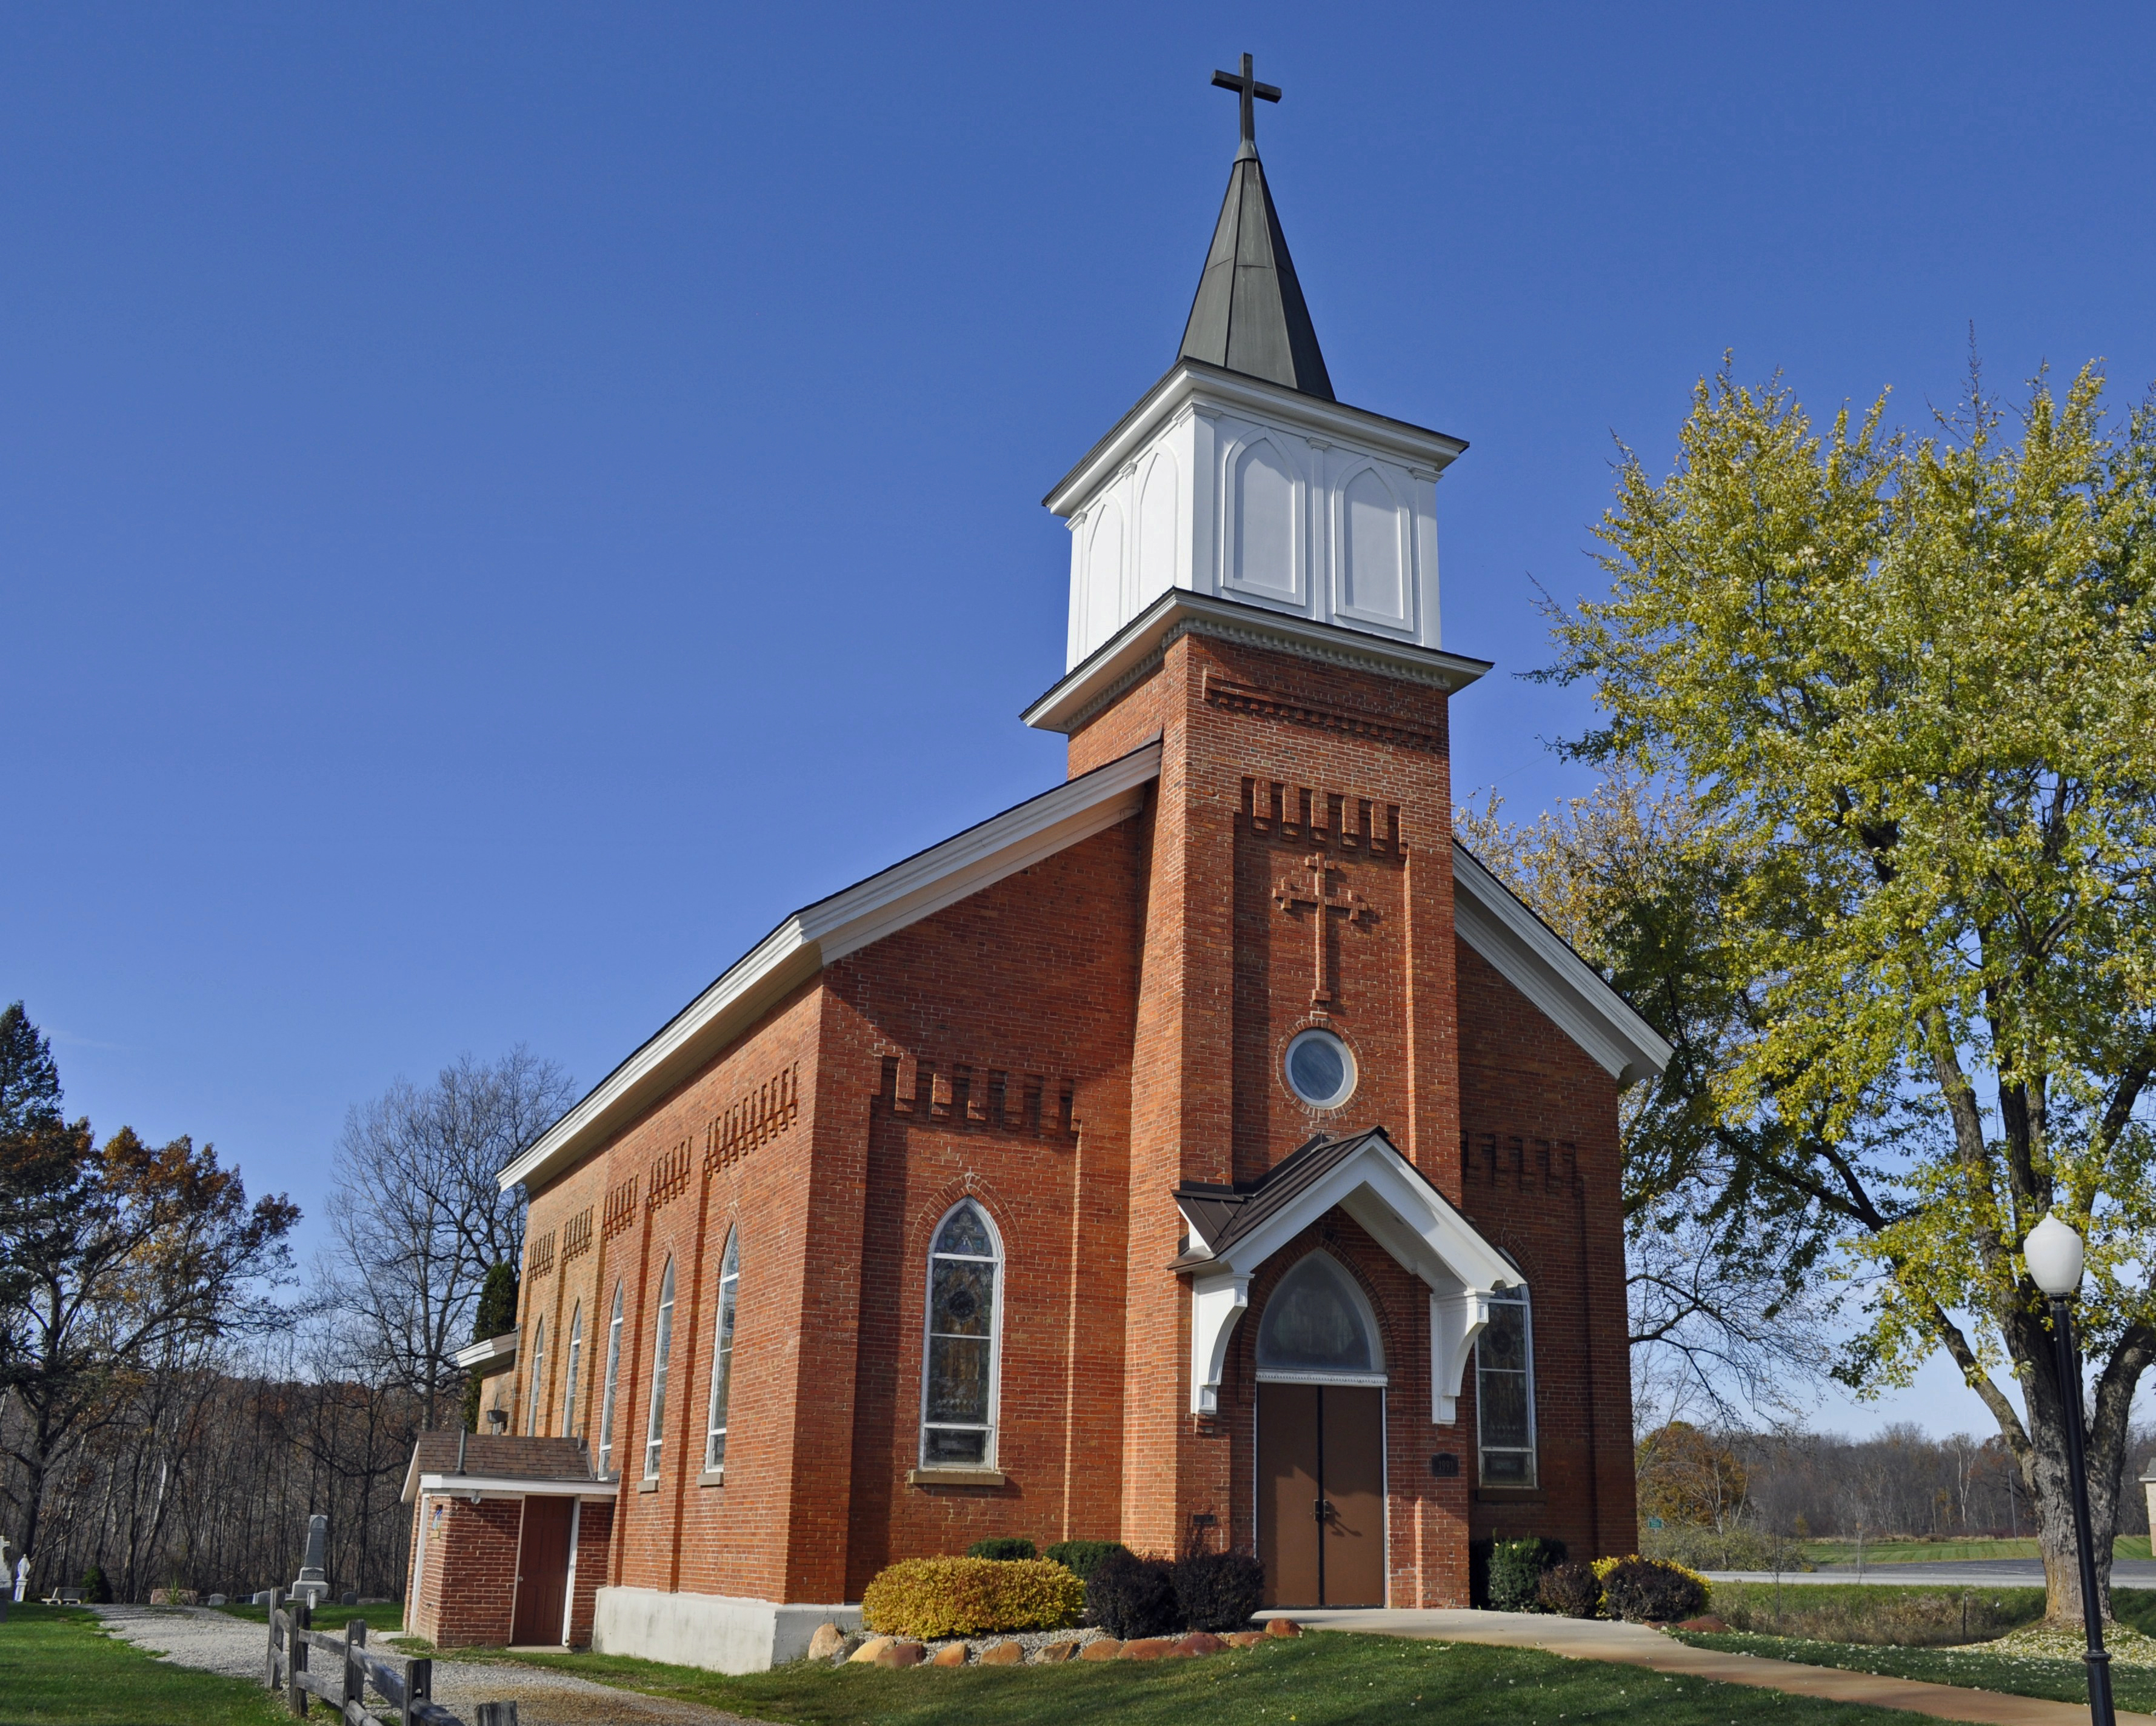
1430, 1453, 1460, 1477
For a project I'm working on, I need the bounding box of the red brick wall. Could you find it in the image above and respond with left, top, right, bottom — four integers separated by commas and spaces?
408, 1497, 523, 1648
1456, 939, 1638, 1565
566, 1500, 611, 1647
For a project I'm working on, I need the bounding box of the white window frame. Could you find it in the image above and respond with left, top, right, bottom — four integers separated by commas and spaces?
1475, 1287, 1538, 1487
526, 1315, 547, 1436
596, 1282, 624, 1477
643, 1256, 676, 1482
561, 1302, 583, 1440
918, 1199, 1004, 1469
706, 1228, 740, 1473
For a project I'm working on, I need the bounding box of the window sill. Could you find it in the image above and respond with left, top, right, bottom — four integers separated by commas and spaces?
697, 1468, 724, 1488
636, 1478, 659, 1494
906, 1467, 1006, 1489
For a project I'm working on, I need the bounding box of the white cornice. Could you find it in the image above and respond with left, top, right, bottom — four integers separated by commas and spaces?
1045, 361, 1468, 518
1023, 590, 1490, 735
452, 1330, 519, 1371
1451, 842, 1672, 1087
497, 743, 1164, 1194
409, 1473, 618, 1505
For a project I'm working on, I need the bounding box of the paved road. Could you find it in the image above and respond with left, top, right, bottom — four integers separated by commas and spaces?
1709, 1559, 2156, 1588
93, 1605, 776, 1726
1293, 1606, 2155, 1726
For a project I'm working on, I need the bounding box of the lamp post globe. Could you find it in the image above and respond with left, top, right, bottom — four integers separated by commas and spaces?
2024, 1211, 2114, 1726
2026, 1212, 2086, 1297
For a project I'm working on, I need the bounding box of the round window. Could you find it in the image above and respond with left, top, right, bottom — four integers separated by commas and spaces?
1284, 1028, 1357, 1109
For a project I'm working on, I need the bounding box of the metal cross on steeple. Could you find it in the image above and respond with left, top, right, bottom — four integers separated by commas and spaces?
1210, 52, 1280, 153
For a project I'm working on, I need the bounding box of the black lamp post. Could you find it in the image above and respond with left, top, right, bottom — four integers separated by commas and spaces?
2025, 1211, 2115, 1726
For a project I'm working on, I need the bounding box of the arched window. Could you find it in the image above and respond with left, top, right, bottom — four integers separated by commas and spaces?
706, 1229, 740, 1473
1255, 1251, 1385, 1380
560, 1303, 584, 1440
526, 1315, 547, 1436
1476, 1288, 1537, 1486
920, 1200, 1001, 1467
596, 1283, 625, 1477
643, 1256, 677, 1480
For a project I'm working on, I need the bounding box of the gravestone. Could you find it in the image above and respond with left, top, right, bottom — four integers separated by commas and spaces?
290, 1513, 330, 1607
207, 1593, 227, 1606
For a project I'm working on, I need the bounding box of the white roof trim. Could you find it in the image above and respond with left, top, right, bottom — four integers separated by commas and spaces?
406, 1473, 617, 1505
452, 1330, 518, 1371
1451, 841, 1672, 1087
498, 741, 1163, 1192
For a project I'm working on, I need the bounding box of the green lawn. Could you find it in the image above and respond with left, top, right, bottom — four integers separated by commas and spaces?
215, 1600, 407, 1635
428, 1630, 1943, 1726
0, 1602, 290, 1726
1675, 1629, 2151, 1714
1795, 1535, 2154, 1565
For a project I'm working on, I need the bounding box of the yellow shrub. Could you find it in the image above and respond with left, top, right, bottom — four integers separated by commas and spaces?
860, 1556, 1086, 1639
1590, 1553, 1707, 1588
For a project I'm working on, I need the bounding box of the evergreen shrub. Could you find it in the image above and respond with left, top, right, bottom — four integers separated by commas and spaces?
1537, 1560, 1603, 1618
1487, 1537, 1567, 1612
860, 1557, 1084, 1639
1045, 1539, 1130, 1582
1597, 1556, 1709, 1623
80, 1566, 112, 1604
966, 1536, 1038, 1561
1172, 1549, 1266, 1633
1085, 1549, 1178, 1639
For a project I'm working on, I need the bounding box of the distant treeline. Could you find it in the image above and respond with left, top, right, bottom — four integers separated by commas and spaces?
1640, 1419, 2155, 1546
0, 1348, 427, 1602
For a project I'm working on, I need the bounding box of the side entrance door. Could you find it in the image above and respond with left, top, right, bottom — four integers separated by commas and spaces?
1257, 1383, 1385, 1607
511, 1497, 574, 1645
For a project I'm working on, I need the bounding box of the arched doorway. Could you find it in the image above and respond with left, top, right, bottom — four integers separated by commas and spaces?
1253, 1251, 1387, 1607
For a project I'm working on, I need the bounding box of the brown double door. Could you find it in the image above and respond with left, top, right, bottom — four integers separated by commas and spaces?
1257, 1383, 1385, 1607
511, 1498, 573, 1646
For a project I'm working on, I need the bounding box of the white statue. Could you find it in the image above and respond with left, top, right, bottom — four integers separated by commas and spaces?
12, 1554, 27, 1603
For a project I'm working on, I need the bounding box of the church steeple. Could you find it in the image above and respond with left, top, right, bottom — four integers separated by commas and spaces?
1176, 55, 1335, 401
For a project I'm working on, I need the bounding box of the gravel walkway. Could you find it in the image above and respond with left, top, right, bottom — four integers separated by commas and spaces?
93, 1605, 779, 1726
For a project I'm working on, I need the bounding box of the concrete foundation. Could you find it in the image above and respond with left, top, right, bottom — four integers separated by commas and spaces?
591, 1586, 861, 1673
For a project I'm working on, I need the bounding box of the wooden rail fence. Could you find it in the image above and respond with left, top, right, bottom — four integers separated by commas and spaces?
264, 1588, 516, 1726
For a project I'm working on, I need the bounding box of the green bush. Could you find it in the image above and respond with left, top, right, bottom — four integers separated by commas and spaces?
860, 1557, 1084, 1639
80, 1566, 112, 1605
1045, 1539, 1130, 1583
1086, 1550, 1178, 1639
1487, 1537, 1567, 1612
1172, 1549, 1265, 1633
966, 1536, 1039, 1561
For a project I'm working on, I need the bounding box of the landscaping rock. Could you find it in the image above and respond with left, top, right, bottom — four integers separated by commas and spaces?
1175, 1631, 1227, 1656
978, 1640, 1024, 1665
1078, 1638, 1124, 1661
1225, 1631, 1266, 1647
1119, 1637, 1176, 1660
1675, 1614, 1729, 1634
930, 1643, 969, 1667
807, 1621, 847, 1661
875, 1641, 927, 1668
1033, 1641, 1078, 1663
1266, 1617, 1303, 1637
848, 1636, 893, 1664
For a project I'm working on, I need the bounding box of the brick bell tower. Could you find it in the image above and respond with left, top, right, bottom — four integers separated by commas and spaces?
1020, 58, 1516, 1604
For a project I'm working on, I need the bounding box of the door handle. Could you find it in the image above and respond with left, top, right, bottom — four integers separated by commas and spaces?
1312, 1499, 1334, 1523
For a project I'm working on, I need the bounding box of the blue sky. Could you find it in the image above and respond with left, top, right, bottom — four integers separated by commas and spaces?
7, 4, 2153, 1437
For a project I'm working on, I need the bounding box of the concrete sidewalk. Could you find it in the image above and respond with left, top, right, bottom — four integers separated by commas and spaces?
1292, 1607, 2150, 1726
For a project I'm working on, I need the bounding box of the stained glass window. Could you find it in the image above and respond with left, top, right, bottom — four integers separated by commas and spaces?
1477, 1289, 1537, 1486
597, 1283, 624, 1477
706, 1229, 740, 1471
561, 1303, 583, 1440
526, 1316, 546, 1436
921, 1201, 1000, 1467
1256, 1252, 1378, 1373
644, 1256, 676, 1481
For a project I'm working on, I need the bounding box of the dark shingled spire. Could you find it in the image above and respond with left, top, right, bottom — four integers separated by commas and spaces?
1176, 146, 1335, 401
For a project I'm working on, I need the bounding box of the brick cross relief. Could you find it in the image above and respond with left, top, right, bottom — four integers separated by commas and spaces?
1273, 852, 1375, 1011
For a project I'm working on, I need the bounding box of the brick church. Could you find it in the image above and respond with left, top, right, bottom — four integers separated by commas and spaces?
403, 61, 1666, 1670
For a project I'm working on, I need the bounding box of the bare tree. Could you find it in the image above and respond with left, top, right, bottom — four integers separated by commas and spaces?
325, 1049, 573, 1430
